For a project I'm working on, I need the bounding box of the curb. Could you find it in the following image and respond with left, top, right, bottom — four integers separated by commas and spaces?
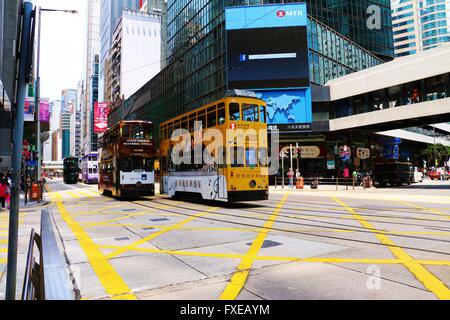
20, 200, 50, 210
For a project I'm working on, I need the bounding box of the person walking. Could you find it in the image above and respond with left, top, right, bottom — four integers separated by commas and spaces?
0, 180, 6, 211
287, 168, 294, 189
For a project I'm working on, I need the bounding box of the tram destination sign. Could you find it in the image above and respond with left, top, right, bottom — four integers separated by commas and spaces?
123, 139, 152, 147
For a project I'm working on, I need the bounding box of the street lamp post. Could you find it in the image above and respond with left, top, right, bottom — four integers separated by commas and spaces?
35, 7, 77, 184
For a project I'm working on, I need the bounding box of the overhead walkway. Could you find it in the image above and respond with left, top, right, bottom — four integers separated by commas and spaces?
325, 45, 450, 133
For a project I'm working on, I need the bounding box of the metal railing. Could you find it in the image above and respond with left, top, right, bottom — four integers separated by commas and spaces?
273, 176, 373, 190
22, 209, 75, 300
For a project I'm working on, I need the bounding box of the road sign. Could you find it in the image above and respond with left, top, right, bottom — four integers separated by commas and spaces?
357, 148, 370, 160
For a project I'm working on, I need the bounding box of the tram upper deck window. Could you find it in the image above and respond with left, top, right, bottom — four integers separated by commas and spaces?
207, 110, 217, 127
259, 106, 266, 123
242, 104, 258, 122
122, 124, 130, 137
218, 103, 225, 125
189, 115, 196, 132
229, 103, 240, 121
198, 110, 206, 129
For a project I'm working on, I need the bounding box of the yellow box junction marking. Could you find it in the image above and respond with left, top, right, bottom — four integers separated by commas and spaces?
105, 206, 218, 260
0, 258, 6, 264
220, 193, 289, 300
51, 189, 137, 300
333, 197, 450, 300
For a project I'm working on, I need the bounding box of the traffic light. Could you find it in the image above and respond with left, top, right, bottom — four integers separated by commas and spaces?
296, 147, 302, 158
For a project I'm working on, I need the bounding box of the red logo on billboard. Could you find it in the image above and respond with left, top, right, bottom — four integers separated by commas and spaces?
277, 10, 285, 17
94, 102, 111, 133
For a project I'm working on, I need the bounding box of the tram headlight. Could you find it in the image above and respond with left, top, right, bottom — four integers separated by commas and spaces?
249, 180, 256, 189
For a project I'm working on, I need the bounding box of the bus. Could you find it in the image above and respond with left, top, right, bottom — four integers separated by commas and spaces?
159, 91, 269, 203
63, 157, 79, 184
81, 152, 99, 184
98, 120, 157, 198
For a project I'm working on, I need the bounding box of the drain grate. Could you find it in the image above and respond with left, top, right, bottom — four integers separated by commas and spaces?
142, 227, 154, 230
247, 240, 282, 248
149, 218, 170, 222
114, 237, 130, 241
122, 209, 138, 212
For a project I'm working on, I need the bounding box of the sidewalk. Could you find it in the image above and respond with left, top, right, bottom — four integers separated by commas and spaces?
270, 184, 371, 192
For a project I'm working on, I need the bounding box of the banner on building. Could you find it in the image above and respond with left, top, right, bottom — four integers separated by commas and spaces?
39, 98, 50, 122
94, 102, 111, 133
24, 97, 35, 122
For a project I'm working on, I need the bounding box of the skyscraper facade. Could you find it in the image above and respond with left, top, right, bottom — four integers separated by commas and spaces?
81, 0, 100, 155
305, 0, 394, 61
99, 0, 141, 102
391, 0, 450, 57
110, 0, 390, 139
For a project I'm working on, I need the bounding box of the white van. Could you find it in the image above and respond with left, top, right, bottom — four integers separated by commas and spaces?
413, 167, 423, 183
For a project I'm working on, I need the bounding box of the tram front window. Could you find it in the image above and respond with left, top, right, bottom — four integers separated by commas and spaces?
120, 157, 154, 172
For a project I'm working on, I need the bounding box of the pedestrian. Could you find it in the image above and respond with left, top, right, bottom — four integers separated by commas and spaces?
295, 169, 301, 180
287, 168, 294, 189
4, 181, 10, 209
0, 180, 6, 211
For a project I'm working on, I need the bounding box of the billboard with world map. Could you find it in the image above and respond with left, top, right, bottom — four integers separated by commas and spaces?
255, 89, 312, 126
225, 3, 312, 130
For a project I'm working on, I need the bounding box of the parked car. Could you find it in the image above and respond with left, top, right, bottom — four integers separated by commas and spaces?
429, 170, 441, 180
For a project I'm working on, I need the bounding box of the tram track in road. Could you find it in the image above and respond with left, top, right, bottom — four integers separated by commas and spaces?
134, 198, 450, 243
264, 198, 450, 220
128, 198, 450, 257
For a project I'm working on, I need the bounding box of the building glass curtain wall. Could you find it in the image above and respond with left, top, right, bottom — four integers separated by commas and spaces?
303, 0, 394, 61
110, 0, 384, 139
420, 0, 450, 50
392, 0, 450, 57
90, 55, 100, 152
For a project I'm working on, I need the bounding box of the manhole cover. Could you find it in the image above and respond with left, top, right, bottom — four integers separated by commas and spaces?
114, 237, 130, 241
247, 240, 282, 248
149, 218, 169, 222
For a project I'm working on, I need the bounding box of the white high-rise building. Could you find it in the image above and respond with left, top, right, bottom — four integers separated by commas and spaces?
109, 10, 162, 101
392, 0, 450, 57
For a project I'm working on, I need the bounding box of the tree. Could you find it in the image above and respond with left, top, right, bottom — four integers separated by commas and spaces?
422, 144, 450, 166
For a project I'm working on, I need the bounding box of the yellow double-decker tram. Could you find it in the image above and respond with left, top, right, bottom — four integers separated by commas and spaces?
159, 90, 269, 203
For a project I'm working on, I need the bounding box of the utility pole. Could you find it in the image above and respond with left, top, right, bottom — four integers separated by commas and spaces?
6, 0, 34, 300
35, 7, 41, 184
289, 143, 293, 170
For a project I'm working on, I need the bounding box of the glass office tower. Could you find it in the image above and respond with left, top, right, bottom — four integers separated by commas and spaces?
111, 0, 388, 137
391, 0, 450, 57
305, 0, 394, 61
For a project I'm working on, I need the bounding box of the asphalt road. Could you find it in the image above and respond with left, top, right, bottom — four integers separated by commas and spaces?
1, 178, 450, 300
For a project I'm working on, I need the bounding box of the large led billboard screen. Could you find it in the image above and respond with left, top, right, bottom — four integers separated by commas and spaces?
227, 26, 309, 89
225, 3, 312, 129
